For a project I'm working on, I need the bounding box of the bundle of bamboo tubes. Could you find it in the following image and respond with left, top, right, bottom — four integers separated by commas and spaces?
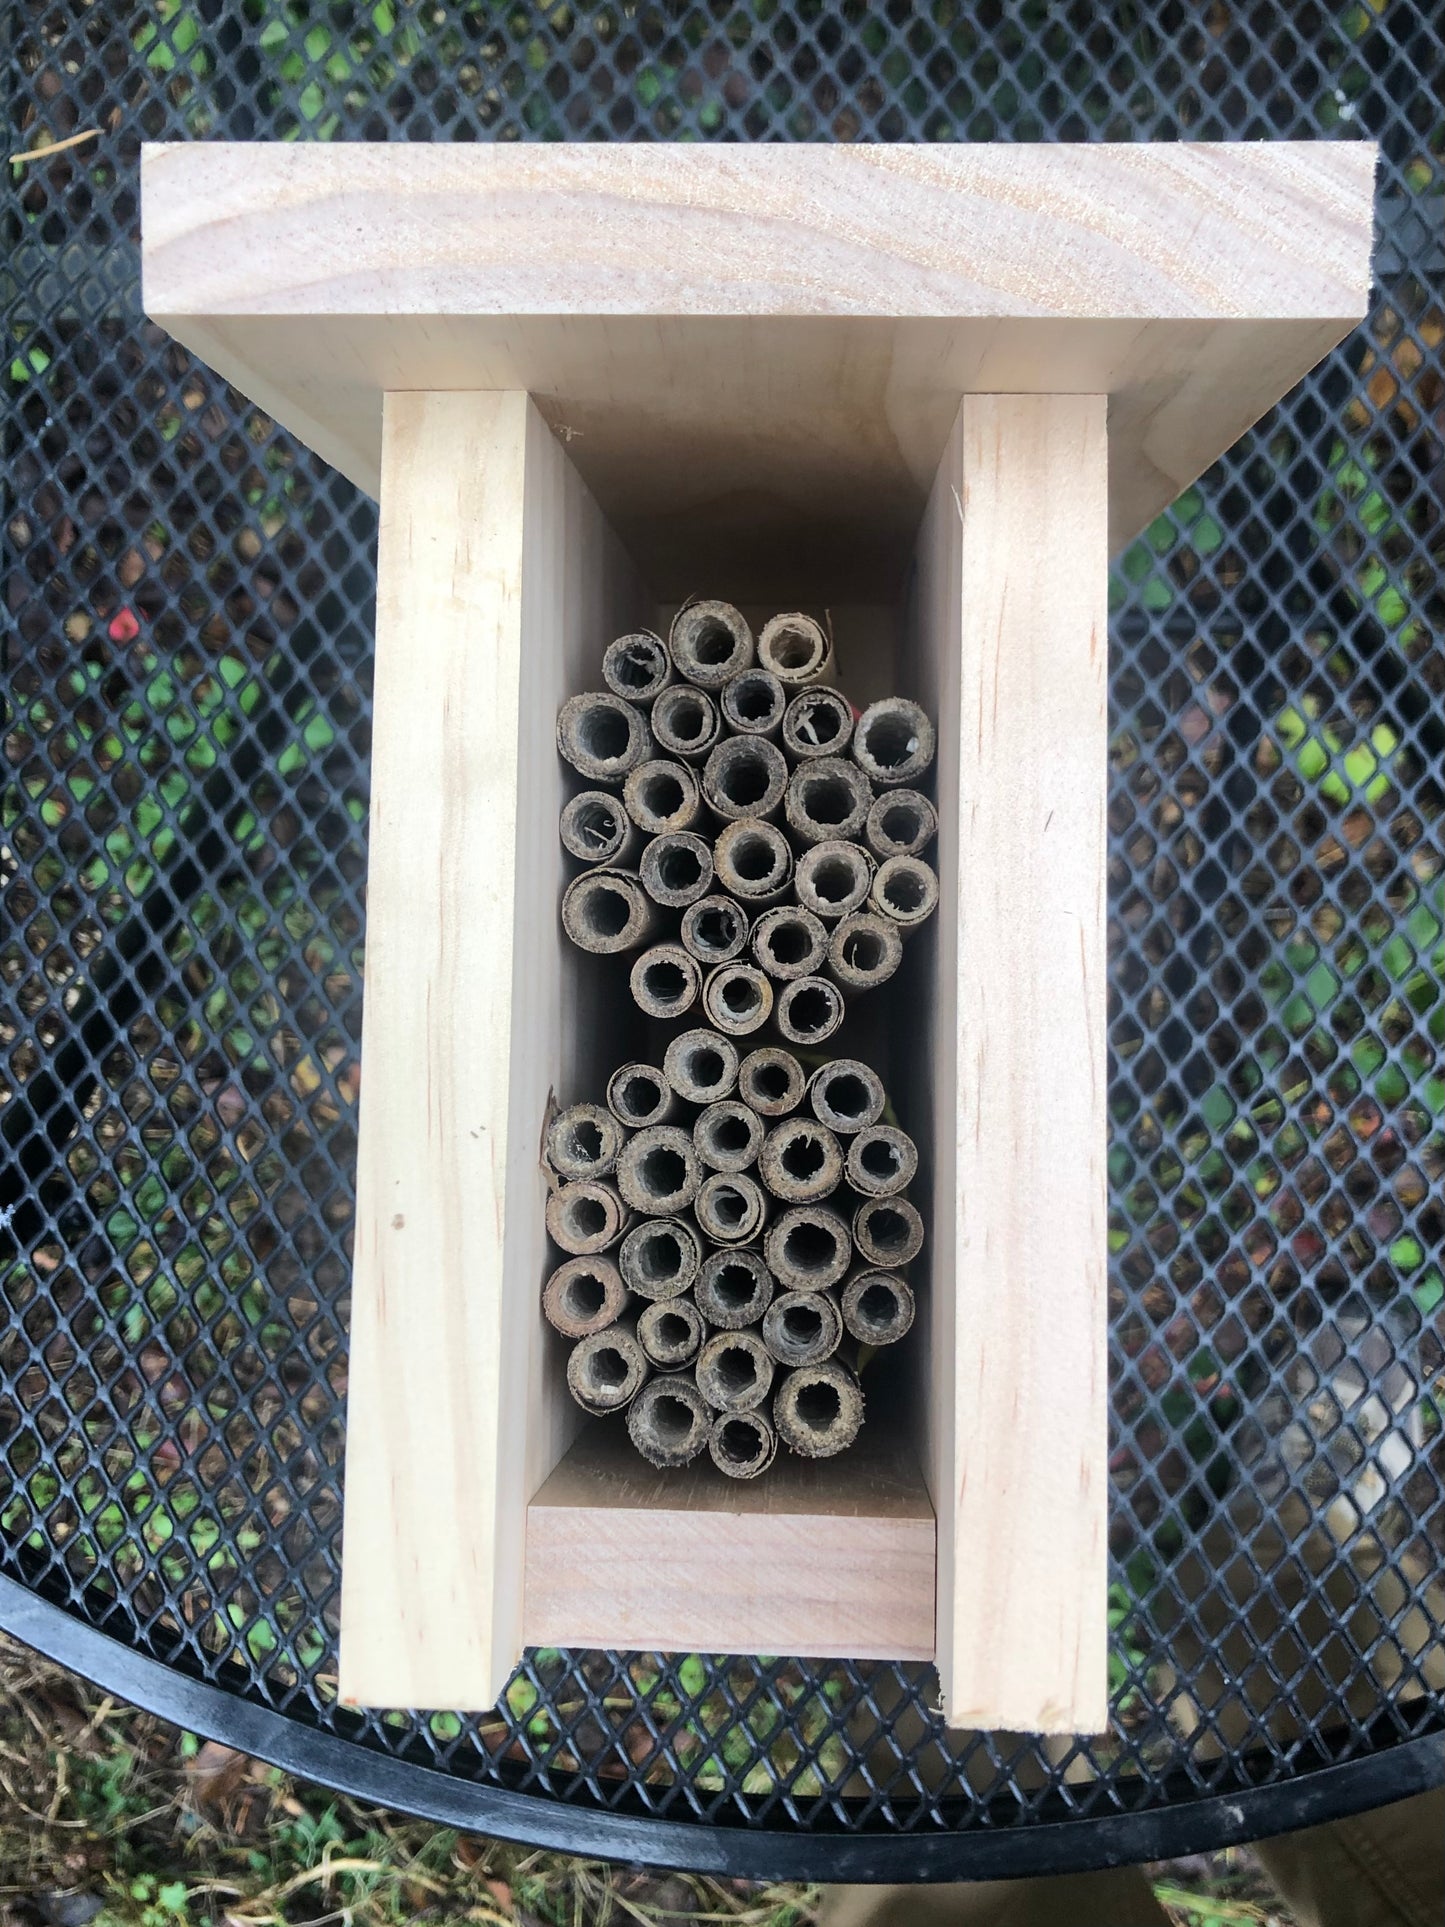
542, 1035, 922, 1474
558, 600, 938, 1039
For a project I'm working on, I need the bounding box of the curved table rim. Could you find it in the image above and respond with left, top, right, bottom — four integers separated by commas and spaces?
1, 1575, 1440, 1882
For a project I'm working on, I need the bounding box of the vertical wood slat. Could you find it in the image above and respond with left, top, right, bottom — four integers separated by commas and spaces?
943, 393, 1111, 1733
338, 391, 531, 1710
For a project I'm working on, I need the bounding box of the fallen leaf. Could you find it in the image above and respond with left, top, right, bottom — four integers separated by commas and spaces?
185, 1740, 249, 1809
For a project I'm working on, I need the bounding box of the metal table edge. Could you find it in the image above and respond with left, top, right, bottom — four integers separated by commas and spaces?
1, 1575, 1439, 1883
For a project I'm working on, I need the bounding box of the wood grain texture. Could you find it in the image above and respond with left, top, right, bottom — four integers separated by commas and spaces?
142, 142, 1373, 319
140, 143, 1374, 598
339, 394, 644, 1710
524, 1422, 935, 1661
948, 395, 1110, 1734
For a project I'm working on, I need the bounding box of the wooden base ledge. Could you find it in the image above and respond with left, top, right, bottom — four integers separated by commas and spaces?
524, 1422, 936, 1662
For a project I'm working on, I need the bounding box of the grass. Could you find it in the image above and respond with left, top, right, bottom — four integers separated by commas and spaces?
0, 1634, 1301, 1927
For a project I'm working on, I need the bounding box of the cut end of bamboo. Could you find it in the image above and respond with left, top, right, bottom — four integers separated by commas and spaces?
759, 1117, 843, 1203
618, 1216, 702, 1300
721, 667, 786, 738
795, 839, 874, 922
545, 1102, 625, 1181
542, 1256, 627, 1339
695, 1170, 768, 1245
763, 1287, 842, 1367
631, 942, 701, 1020
750, 905, 828, 980
865, 788, 938, 859
607, 1062, 675, 1128
545, 1179, 630, 1255
870, 854, 940, 929
567, 1323, 648, 1415
669, 599, 755, 689
693, 1099, 764, 1173
638, 1297, 705, 1369
695, 1247, 774, 1329
825, 912, 902, 993
602, 630, 673, 705
775, 975, 845, 1046
708, 1409, 777, 1480
845, 1123, 918, 1197
627, 1376, 711, 1467
702, 961, 774, 1035
557, 690, 652, 781
808, 1059, 886, 1135
853, 1194, 925, 1269
680, 893, 752, 965
663, 1027, 740, 1106
765, 1204, 852, 1290
615, 1125, 702, 1216
560, 789, 637, 866
852, 698, 936, 788
703, 735, 789, 823
841, 1271, 915, 1347
640, 830, 714, 907
561, 868, 657, 953
782, 686, 854, 761
774, 1360, 864, 1459
784, 755, 873, 845
651, 683, 721, 764
737, 1046, 805, 1117
624, 756, 701, 835
758, 611, 831, 685
696, 1329, 775, 1413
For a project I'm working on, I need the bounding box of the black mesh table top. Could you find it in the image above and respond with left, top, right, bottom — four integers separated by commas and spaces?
3, 0, 1443, 1883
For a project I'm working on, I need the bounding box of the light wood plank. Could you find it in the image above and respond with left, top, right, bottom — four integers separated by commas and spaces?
945, 394, 1110, 1734
339, 394, 644, 1710
524, 1422, 936, 1662
140, 143, 1374, 599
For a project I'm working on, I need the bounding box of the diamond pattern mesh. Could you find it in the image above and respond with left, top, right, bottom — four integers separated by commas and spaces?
4, 0, 1443, 1860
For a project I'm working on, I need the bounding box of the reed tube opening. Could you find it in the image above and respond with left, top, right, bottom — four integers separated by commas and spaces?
545, 1180, 629, 1255
695, 1248, 774, 1328
736, 1047, 806, 1117
825, 912, 902, 992
615, 1125, 702, 1215
607, 1062, 675, 1128
865, 788, 938, 859
630, 943, 701, 1019
624, 757, 701, 835
785, 756, 872, 844
696, 1330, 775, 1413
618, 1216, 702, 1300
651, 684, 721, 764
542, 1256, 627, 1338
708, 1410, 777, 1480
557, 690, 652, 781
721, 667, 786, 737
560, 790, 637, 866
693, 1100, 764, 1173
782, 686, 853, 760
669, 599, 755, 689
545, 1102, 624, 1180
702, 962, 774, 1036
601, 630, 672, 704
758, 1118, 843, 1203
627, 1376, 710, 1467
679, 893, 752, 964
763, 1288, 843, 1367
773, 1360, 863, 1458
851, 697, 936, 788
663, 1028, 739, 1104
561, 868, 657, 953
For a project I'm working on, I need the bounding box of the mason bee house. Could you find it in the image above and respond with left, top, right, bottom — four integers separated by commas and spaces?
142, 140, 1372, 1732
